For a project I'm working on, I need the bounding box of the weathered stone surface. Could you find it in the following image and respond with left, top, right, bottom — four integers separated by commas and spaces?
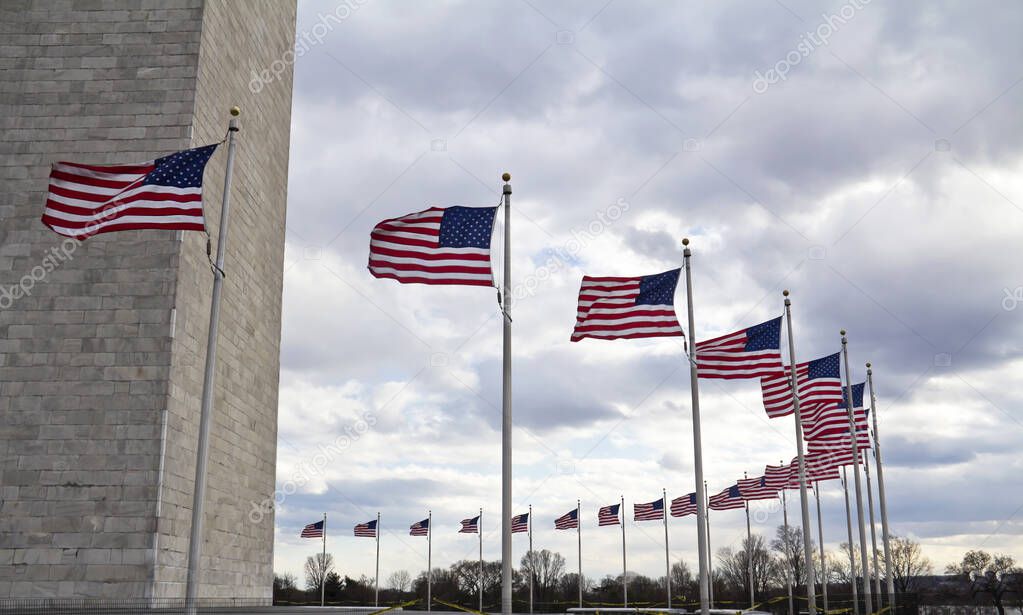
0, 0, 294, 599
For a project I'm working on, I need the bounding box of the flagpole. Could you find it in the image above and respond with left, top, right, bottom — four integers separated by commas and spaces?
500, 173, 513, 615
867, 363, 896, 610
375, 512, 381, 607
841, 331, 872, 615
428, 510, 433, 613
814, 483, 829, 614
184, 106, 240, 615
781, 480, 793, 615
480, 507, 485, 614
782, 290, 818, 615
528, 504, 534, 614
322, 512, 327, 607
620, 495, 628, 607
863, 449, 882, 600
744, 474, 754, 610
663, 488, 671, 609
704, 482, 714, 609
842, 467, 858, 613
577, 500, 583, 608
681, 238, 710, 615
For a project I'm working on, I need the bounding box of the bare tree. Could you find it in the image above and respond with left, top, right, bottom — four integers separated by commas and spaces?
388, 569, 412, 594
717, 535, 777, 598
947, 550, 1021, 615
772, 525, 811, 588
305, 552, 335, 592
889, 535, 933, 592
670, 561, 696, 600
521, 549, 566, 601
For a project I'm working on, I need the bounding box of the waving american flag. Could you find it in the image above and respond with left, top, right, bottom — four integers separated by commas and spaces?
410, 518, 429, 537
671, 493, 698, 517
696, 317, 784, 379
354, 519, 377, 538
42, 144, 218, 239
709, 485, 745, 510
598, 503, 621, 526
760, 352, 843, 418
459, 515, 480, 534
737, 475, 778, 501
633, 497, 665, 521
511, 513, 529, 533
571, 269, 684, 341
554, 508, 579, 530
368, 205, 497, 287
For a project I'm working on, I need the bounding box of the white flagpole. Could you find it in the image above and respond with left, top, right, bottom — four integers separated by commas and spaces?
704, 482, 714, 609
780, 486, 793, 615
842, 467, 858, 613
867, 363, 896, 610
663, 488, 671, 609
782, 291, 818, 615
577, 500, 583, 608
620, 496, 628, 607
322, 512, 327, 607
500, 173, 513, 615
480, 507, 485, 614
744, 474, 754, 610
863, 449, 882, 600
528, 504, 534, 614
428, 511, 433, 613
184, 107, 240, 615
841, 331, 872, 615
814, 483, 829, 614
681, 238, 710, 615
375, 512, 381, 607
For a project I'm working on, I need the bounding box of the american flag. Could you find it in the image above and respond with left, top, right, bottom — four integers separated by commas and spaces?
410, 518, 430, 537
368, 206, 497, 287
695, 317, 784, 379
708, 485, 745, 511
42, 144, 218, 239
764, 464, 790, 490
354, 519, 377, 537
805, 453, 844, 482
459, 515, 480, 534
759, 353, 843, 418
806, 440, 860, 467
554, 508, 579, 530
670, 493, 698, 517
802, 382, 870, 445
598, 503, 621, 526
570, 269, 684, 341
633, 497, 665, 521
737, 475, 778, 501
300, 520, 324, 538
511, 513, 529, 533
787, 455, 843, 488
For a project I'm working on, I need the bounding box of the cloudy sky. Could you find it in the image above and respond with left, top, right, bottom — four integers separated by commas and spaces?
269, 0, 1023, 585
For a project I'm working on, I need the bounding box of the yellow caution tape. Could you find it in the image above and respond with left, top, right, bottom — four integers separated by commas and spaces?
432, 597, 486, 615
367, 598, 420, 615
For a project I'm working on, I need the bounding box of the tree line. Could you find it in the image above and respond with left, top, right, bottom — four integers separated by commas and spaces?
275, 526, 1020, 613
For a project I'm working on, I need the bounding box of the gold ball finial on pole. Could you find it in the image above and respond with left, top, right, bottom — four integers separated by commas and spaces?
866, 362, 871, 368
840, 329, 847, 336
230, 106, 241, 117
502, 172, 511, 182
783, 289, 790, 297
682, 237, 690, 246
